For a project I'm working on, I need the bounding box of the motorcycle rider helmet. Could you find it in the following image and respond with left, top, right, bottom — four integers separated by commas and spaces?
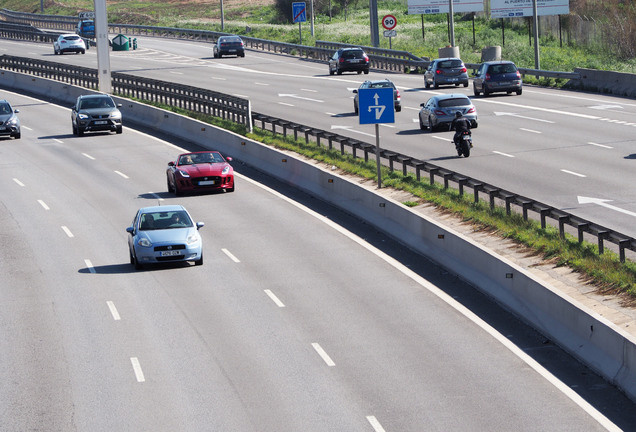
455, 111, 463, 118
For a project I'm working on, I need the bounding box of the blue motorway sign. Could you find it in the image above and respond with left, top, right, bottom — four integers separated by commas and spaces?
292, 2, 307, 23
358, 87, 395, 124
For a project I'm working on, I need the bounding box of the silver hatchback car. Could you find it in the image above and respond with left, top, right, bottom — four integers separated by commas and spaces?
419, 94, 478, 131
424, 58, 469, 89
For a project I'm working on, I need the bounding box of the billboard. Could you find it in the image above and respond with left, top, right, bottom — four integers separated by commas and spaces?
491, 0, 569, 18
408, 0, 484, 15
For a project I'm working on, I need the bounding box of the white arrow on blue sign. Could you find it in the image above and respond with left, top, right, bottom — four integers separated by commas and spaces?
358, 87, 395, 124
292, 2, 307, 23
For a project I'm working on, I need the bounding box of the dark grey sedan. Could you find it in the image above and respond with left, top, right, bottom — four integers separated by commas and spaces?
0, 99, 20, 139
424, 58, 469, 89
419, 94, 478, 131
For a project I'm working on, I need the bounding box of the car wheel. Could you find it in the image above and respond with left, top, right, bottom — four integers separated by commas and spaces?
516, 89, 523, 95
194, 253, 203, 266
218, 53, 222, 58
396, 106, 401, 113
357, 70, 362, 74
463, 82, 468, 87
472, 121, 478, 128
419, 116, 426, 131
354, 103, 358, 115
483, 88, 490, 97
132, 251, 142, 270
54, 46, 58, 55
77, 127, 84, 136
167, 176, 174, 193
425, 79, 430, 89
226, 184, 235, 192
174, 184, 182, 196
12, 132, 21, 139
433, 80, 439, 89
81, 49, 85, 54
428, 116, 435, 132
129, 249, 135, 265
336, 68, 342, 75
473, 84, 480, 97
116, 126, 123, 134
363, 69, 369, 75
240, 53, 245, 58
329, 68, 334, 76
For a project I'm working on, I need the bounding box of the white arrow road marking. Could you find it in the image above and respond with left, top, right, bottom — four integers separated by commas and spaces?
278, 93, 324, 103
589, 104, 623, 110
577, 196, 636, 218
330, 125, 375, 137
494, 112, 555, 123
480, 99, 600, 120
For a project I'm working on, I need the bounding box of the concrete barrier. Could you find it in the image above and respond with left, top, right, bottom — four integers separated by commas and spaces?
566, 68, 636, 98
2, 70, 635, 403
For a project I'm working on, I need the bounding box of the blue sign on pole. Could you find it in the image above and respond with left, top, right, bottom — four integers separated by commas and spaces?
292, 2, 307, 23
358, 88, 395, 124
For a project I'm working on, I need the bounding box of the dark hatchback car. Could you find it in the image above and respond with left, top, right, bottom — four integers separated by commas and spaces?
71, 94, 123, 136
424, 57, 469, 89
328, 47, 370, 75
75, 19, 95, 38
353, 79, 401, 114
213, 35, 245, 58
0, 99, 20, 139
472, 61, 523, 96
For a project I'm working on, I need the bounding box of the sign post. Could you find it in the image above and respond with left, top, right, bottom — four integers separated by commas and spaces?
292, 2, 307, 45
358, 87, 395, 189
381, 14, 397, 49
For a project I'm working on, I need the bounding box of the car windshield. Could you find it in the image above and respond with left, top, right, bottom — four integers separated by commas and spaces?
0, 103, 12, 114
64, 35, 81, 41
179, 152, 224, 165
140, 211, 193, 230
342, 50, 364, 59
438, 98, 471, 107
438, 59, 463, 68
80, 97, 115, 109
222, 37, 241, 43
489, 64, 517, 74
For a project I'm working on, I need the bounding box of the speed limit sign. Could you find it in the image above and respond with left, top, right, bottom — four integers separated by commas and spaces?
382, 14, 397, 31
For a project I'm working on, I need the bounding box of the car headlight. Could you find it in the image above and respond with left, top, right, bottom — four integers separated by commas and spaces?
137, 237, 152, 248
222, 166, 231, 175
178, 170, 190, 178
110, 112, 121, 119
7, 117, 18, 125
186, 234, 199, 245
78, 113, 89, 119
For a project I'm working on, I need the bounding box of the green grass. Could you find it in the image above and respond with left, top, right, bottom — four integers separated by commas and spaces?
136, 98, 636, 296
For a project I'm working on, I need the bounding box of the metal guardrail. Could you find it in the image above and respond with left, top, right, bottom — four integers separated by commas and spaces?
0, 28, 629, 260
0, 55, 251, 128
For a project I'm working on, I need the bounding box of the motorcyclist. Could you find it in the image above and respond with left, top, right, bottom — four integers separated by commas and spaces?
450, 111, 471, 150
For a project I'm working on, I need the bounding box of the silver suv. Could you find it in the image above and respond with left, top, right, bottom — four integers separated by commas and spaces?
71, 94, 123, 136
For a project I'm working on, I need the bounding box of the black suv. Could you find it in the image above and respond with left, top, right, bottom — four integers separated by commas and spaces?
352, 79, 401, 114
213, 35, 245, 58
71, 94, 123, 136
328, 47, 370, 75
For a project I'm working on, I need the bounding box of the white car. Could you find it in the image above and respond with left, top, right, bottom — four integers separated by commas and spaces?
53, 34, 86, 55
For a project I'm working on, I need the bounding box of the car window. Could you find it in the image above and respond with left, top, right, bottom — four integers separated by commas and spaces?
0, 103, 11, 114
64, 35, 81, 41
343, 50, 363, 59
439, 59, 463, 68
369, 82, 392, 89
148, 211, 193, 229
438, 98, 471, 107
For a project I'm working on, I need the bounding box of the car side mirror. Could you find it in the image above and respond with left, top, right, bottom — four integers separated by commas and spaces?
168, 161, 175, 167
116, 103, 123, 108
196, 222, 205, 230
126, 226, 134, 234
14, 109, 19, 113
226, 157, 232, 162
420, 103, 425, 107
352, 89, 358, 94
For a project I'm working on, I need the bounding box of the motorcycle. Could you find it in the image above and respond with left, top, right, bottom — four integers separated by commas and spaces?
454, 131, 472, 157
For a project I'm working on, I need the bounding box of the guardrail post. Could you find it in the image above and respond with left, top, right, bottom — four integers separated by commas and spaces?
397, 156, 410, 176
502, 193, 516, 215
413, 161, 426, 182
597, 231, 609, 255
619, 240, 630, 263
577, 223, 590, 243
539, 208, 550, 229
457, 178, 467, 196
469, 181, 482, 203
429, 168, 439, 186
443, 172, 453, 189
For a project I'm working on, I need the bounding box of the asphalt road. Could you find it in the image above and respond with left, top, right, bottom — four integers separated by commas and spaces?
4, 36, 634, 237
1, 87, 636, 430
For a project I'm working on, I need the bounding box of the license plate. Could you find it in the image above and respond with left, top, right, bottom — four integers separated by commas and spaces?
449, 78, 458, 82
228, 49, 236, 52
94, 120, 107, 125
199, 180, 216, 185
161, 250, 181, 257
0, 127, 5, 131
499, 81, 511, 86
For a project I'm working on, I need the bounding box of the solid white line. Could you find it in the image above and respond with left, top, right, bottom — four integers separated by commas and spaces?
53, 138, 64, 144
130, 357, 145, 382
278, 102, 294, 107
210, 76, 226, 80
169, 71, 183, 75
493, 151, 515, 158
61, 226, 74, 238
222, 248, 241, 263
588, 142, 613, 149
380, 123, 396, 128
367, 416, 387, 432
301, 88, 318, 92
311, 343, 335, 366
237, 173, 619, 430
37, 200, 50, 210
519, 128, 541, 134
561, 169, 587, 178
84, 259, 95, 274
114, 170, 129, 179
432, 135, 450, 142
22, 125, 32, 131
82, 152, 95, 160
233, 94, 249, 98
107, 301, 121, 320
254, 82, 269, 86
13, 178, 25, 187
264, 289, 285, 307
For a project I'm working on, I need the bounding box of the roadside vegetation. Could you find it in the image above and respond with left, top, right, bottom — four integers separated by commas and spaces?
4, 0, 635, 292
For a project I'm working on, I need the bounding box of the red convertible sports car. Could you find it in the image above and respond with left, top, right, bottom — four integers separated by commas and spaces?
166, 151, 234, 195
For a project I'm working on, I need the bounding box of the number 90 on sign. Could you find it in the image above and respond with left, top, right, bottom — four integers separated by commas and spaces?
382, 15, 397, 30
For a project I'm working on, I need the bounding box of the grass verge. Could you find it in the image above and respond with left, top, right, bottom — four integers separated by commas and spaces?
136, 98, 636, 298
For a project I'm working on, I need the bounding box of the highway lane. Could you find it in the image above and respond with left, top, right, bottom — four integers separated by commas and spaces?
2, 91, 636, 430
6, 35, 633, 239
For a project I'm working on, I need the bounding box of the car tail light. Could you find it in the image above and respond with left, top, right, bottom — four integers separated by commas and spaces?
461, 67, 467, 73
516, 71, 521, 79
339, 58, 345, 63
363, 54, 369, 63
436, 69, 443, 75
396, 89, 401, 100
434, 110, 446, 116
466, 107, 475, 114
485, 73, 491, 81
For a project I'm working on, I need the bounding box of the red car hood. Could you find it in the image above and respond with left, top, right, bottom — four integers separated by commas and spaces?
181, 163, 229, 176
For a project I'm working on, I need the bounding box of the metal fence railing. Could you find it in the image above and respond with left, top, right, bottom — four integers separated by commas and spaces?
0, 51, 632, 261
